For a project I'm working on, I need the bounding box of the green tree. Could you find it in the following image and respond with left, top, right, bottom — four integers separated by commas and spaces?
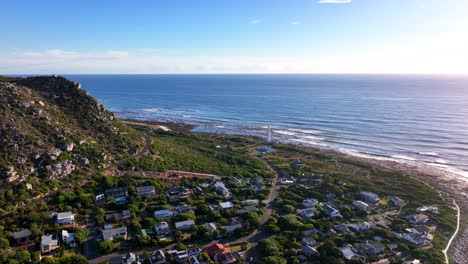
260, 256, 287, 264
74, 228, 89, 245
97, 240, 116, 254
0, 237, 9, 249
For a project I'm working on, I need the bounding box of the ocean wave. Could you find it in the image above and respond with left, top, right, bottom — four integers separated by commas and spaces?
142, 108, 160, 112
391, 155, 418, 161
274, 130, 297, 136
418, 151, 440, 157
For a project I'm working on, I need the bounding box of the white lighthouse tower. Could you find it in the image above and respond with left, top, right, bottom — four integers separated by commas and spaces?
267, 125, 272, 143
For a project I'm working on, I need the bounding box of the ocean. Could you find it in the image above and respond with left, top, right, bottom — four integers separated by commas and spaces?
64, 74, 468, 179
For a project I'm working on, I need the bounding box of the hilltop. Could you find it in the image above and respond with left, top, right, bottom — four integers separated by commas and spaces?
0, 75, 142, 209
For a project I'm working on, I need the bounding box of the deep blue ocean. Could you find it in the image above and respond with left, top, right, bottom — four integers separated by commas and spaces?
64, 74, 468, 178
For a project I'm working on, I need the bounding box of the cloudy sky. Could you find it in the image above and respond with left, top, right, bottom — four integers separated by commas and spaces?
1, 0, 467, 74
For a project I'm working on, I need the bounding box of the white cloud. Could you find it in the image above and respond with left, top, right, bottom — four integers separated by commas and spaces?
290, 21, 300, 25
250, 19, 261, 24
22, 49, 128, 60
318, 0, 351, 3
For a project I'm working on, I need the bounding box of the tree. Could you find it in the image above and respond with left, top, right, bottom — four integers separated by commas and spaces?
16, 251, 31, 263
264, 224, 281, 234
97, 240, 116, 254
175, 242, 187, 250
74, 228, 89, 245
282, 205, 295, 214
0, 237, 9, 249
260, 256, 287, 264
258, 238, 283, 257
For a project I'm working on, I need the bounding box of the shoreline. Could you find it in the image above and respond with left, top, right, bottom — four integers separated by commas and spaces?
122, 117, 468, 263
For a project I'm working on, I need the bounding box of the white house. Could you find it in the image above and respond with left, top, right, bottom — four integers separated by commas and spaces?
352, 200, 370, 210
323, 205, 341, 217
41, 234, 59, 254
360, 191, 379, 203
219, 201, 234, 210
175, 219, 195, 231
297, 208, 315, 219
137, 185, 156, 197
61, 230, 76, 247
390, 196, 405, 206
102, 227, 127, 241
56, 212, 75, 225
155, 222, 171, 236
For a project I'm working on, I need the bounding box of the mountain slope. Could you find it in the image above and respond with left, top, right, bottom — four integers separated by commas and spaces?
0, 76, 142, 206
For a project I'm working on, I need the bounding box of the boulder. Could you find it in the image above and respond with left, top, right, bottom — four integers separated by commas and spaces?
46, 148, 62, 160
60, 142, 75, 152
46, 160, 76, 179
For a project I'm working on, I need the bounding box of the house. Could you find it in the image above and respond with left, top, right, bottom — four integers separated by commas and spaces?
303, 245, 318, 256
122, 252, 137, 264
154, 209, 174, 220
323, 205, 341, 217
214, 182, 231, 197
61, 230, 76, 247
239, 205, 258, 214
137, 185, 156, 196
102, 226, 127, 241
166, 187, 192, 201
408, 214, 429, 225
340, 244, 359, 260
303, 199, 319, 208
219, 201, 234, 210
150, 250, 167, 264
105, 210, 131, 222
175, 219, 195, 231
173, 204, 194, 215
104, 224, 113, 230
224, 217, 243, 233
360, 191, 380, 204
348, 221, 375, 231
294, 159, 304, 167
417, 206, 439, 214
105, 187, 128, 198
41, 234, 59, 254
13, 230, 32, 245
214, 252, 236, 264
280, 178, 294, 185
155, 222, 171, 236
355, 240, 385, 255
402, 233, 426, 245
253, 177, 264, 184
352, 200, 370, 210
56, 211, 75, 225
241, 199, 259, 205
95, 193, 105, 201
334, 224, 353, 234
391, 196, 405, 206
204, 243, 226, 256
297, 208, 315, 219
202, 223, 218, 234
302, 237, 316, 246
326, 193, 336, 199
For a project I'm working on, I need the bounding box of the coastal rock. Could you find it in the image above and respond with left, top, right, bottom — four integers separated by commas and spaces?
60, 142, 75, 152
46, 160, 75, 179
5, 166, 19, 182
46, 148, 62, 160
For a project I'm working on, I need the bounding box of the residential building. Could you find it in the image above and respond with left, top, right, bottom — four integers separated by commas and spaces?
214, 252, 236, 264
155, 222, 171, 236
231, 178, 242, 185
105, 187, 128, 198
204, 243, 226, 256
348, 221, 375, 231
355, 240, 385, 255
105, 210, 131, 222
214, 182, 231, 197
13, 230, 32, 245
302, 237, 316, 246
303, 199, 319, 208
166, 187, 192, 201
61, 230, 76, 247
323, 205, 341, 217
408, 214, 429, 225
173, 204, 194, 215
360, 191, 380, 204
219, 201, 234, 210
326, 193, 336, 199
202, 222, 218, 234
340, 244, 359, 260
103, 227, 127, 241
250, 184, 265, 191
175, 219, 195, 231
297, 208, 315, 219
280, 178, 294, 185
41, 234, 59, 254
352, 200, 370, 210
154, 209, 174, 220
122, 252, 137, 264
56, 211, 75, 225
150, 250, 167, 264
137, 185, 156, 197
417, 206, 439, 214
303, 245, 318, 256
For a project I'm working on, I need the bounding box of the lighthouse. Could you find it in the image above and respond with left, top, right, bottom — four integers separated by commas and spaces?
267, 125, 272, 143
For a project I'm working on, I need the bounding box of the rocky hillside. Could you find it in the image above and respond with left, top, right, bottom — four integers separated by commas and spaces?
0, 75, 141, 188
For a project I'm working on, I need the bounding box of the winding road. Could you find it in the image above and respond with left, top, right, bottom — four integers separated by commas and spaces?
443, 198, 461, 264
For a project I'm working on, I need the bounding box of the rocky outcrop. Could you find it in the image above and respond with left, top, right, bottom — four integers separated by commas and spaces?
46, 160, 76, 179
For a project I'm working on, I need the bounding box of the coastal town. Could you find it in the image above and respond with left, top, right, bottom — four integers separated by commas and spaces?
2, 140, 453, 264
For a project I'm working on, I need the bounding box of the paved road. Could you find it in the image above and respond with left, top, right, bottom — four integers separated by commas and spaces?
0, 134, 152, 221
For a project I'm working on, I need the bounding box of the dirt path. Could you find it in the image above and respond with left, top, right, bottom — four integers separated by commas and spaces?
443, 198, 461, 264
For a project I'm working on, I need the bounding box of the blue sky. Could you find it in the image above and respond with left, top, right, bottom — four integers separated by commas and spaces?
1, 0, 467, 74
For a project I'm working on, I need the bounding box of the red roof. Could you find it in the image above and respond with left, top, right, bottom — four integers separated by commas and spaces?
204, 243, 225, 255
